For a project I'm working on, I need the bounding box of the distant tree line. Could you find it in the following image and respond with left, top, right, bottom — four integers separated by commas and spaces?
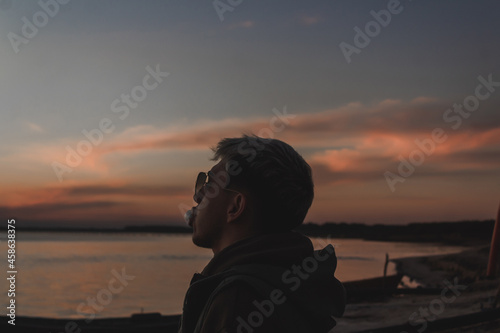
18, 220, 495, 245
296, 220, 495, 245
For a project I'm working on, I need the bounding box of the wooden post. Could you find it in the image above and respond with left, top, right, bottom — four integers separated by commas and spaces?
494, 283, 500, 308
383, 253, 389, 289
487, 201, 500, 278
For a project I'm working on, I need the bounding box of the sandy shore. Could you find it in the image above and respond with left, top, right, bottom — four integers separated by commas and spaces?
333, 245, 500, 333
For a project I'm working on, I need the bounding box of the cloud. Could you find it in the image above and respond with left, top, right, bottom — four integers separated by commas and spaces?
299, 15, 321, 26
227, 20, 255, 30
6, 98, 500, 193
94, 98, 453, 158
2, 183, 190, 206
0, 182, 193, 227
0, 200, 121, 221
60, 184, 190, 197
97, 116, 275, 155
0, 198, 182, 227
26, 122, 44, 133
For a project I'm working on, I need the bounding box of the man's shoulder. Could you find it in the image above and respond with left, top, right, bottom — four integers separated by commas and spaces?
206, 267, 279, 305
200, 278, 283, 333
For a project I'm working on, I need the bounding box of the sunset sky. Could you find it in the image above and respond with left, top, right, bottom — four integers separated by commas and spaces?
1, 0, 499, 227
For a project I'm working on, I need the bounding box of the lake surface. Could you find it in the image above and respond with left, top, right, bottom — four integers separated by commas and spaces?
0, 232, 467, 319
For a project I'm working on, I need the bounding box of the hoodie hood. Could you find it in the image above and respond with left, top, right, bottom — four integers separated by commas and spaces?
199, 231, 346, 330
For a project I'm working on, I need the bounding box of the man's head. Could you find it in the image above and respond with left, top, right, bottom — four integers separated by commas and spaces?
188, 135, 314, 252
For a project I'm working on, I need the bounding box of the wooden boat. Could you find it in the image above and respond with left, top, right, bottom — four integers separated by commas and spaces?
357, 307, 500, 333
343, 273, 405, 302
343, 253, 404, 300
343, 273, 403, 291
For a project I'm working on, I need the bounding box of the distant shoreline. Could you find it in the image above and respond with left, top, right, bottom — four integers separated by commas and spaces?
15, 220, 494, 246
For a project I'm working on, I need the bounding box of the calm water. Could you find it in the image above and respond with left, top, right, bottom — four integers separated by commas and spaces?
0, 232, 467, 319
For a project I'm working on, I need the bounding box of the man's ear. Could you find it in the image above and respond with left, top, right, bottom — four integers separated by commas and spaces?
226, 193, 246, 223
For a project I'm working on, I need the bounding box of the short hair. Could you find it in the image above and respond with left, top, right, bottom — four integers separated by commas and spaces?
211, 135, 314, 232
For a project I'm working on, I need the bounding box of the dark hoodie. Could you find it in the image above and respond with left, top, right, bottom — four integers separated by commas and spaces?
178, 231, 346, 333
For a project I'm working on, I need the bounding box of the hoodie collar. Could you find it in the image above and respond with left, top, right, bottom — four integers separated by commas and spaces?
201, 230, 314, 276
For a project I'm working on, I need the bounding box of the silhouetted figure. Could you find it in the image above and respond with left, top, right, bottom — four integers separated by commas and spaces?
178, 135, 345, 333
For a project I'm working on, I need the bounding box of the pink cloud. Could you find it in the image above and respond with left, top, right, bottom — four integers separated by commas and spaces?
55, 99, 500, 184
299, 15, 321, 26
227, 20, 255, 30
5, 97, 499, 216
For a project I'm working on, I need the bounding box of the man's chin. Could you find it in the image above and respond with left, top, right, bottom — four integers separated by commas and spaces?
191, 234, 211, 249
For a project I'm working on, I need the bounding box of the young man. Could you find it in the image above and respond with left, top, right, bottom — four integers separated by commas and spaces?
179, 135, 345, 333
